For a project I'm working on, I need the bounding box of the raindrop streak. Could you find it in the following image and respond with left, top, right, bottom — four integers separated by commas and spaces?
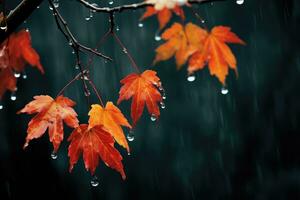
51, 151, 58, 160
150, 114, 157, 122
221, 87, 229, 95
138, 22, 144, 28
90, 176, 99, 187
10, 92, 16, 101
236, 0, 244, 5
14, 72, 21, 78
127, 130, 135, 142
187, 73, 196, 82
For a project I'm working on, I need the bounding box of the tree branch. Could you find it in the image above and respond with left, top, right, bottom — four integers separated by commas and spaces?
0, 0, 44, 43
76, 0, 225, 13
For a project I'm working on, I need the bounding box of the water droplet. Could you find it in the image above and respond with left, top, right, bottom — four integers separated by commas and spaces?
138, 22, 144, 28
201, 19, 205, 24
85, 16, 91, 21
116, 25, 120, 31
236, 0, 244, 5
187, 73, 196, 82
37, 6, 40, 9
108, 1, 114, 5
127, 130, 134, 142
53, 0, 59, 8
160, 101, 166, 109
90, 176, 99, 187
0, 21, 7, 31
14, 71, 21, 78
25, 28, 30, 32
51, 151, 57, 160
89, 10, 93, 18
162, 92, 166, 100
155, 31, 161, 41
22, 71, 27, 79
221, 87, 229, 95
75, 64, 79, 70
10, 92, 16, 101
72, 49, 75, 54
91, 3, 98, 12
68, 40, 73, 46
0, 103, 3, 110
84, 90, 91, 97
150, 114, 157, 122
122, 48, 128, 54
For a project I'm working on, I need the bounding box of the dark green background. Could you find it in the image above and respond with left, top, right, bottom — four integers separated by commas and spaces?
1, 0, 300, 199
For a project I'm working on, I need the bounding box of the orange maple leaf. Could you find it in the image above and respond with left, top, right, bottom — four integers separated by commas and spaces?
117, 70, 162, 126
18, 95, 79, 152
68, 124, 126, 179
0, 29, 44, 99
88, 102, 132, 153
141, 5, 185, 30
154, 22, 207, 68
188, 26, 245, 84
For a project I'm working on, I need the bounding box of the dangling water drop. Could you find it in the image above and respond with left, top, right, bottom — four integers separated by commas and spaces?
72, 49, 75, 54
116, 25, 120, 31
0, 103, 3, 110
51, 151, 58, 160
75, 64, 79, 70
138, 22, 144, 28
90, 175, 99, 187
53, 0, 59, 8
236, 0, 244, 5
91, 3, 98, 12
155, 31, 161, 41
162, 92, 166, 100
68, 40, 73, 46
0, 20, 7, 31
221, 86, 229, 95
84, 90, 91, 97
187, 73, 196, 82
150, 114, 157, 122
14, 71, 21, 78
108, 0, 114, 5
122, 48, 128, 54
89, 10, 93, 18
10, 91, 17, 101
127, 130, 135, 142
160, 101, 166, 109
22, 71, 27, 79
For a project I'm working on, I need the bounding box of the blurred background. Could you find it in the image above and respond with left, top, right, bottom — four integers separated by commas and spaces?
1, 0, 300, 199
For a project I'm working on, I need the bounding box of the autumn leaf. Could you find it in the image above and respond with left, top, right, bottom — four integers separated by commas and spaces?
18, 95, 79, 152
0, 68, 17, 99
118, 70, 162, 126
141, 1, 186, 30
154, 22, 206, 69
0, 29, 44, 99
88, 102, 132, 152
188, 26, 245, 85
68, 124, 126, 179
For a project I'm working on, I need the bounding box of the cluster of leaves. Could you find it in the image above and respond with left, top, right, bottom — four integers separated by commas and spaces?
0, 29, 44, 99
141, 0, 245, 85
18, 70, 163, 179
0, 0, 245, 182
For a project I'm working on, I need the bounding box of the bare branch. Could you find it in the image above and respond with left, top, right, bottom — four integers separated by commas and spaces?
76, 0, 225, 13
0, 0, 44, 43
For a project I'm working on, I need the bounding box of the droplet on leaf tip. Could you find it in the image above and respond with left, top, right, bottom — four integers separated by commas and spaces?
150, 114, 157, 122
187, 73, 196, 82
90, 175, 99, 187
160, 101, 166, 109
221, 87, 229, 95
51, 151, 58, 160
127, 130, 135, 142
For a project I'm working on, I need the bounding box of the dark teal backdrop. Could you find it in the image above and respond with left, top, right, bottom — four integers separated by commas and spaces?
1, 0, 300, 199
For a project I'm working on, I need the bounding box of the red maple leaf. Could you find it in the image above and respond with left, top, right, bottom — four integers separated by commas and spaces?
18, 95, 79, 152
118, 70, 162, 126
68, 124, 126, 179
0, 29, 44, 99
